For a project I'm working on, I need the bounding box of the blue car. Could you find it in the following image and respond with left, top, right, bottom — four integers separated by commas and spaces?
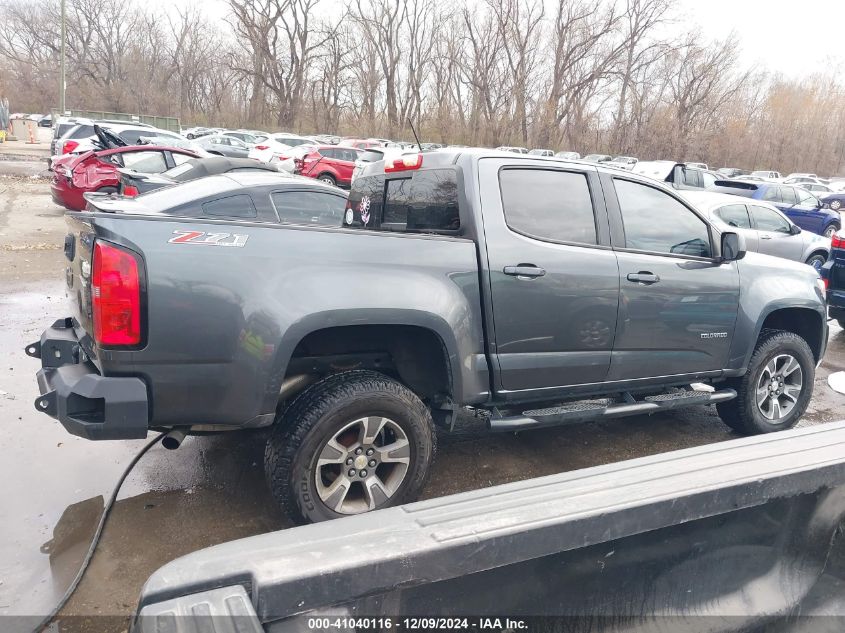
821, 232, 845, 326
820, 190, 845, 212
713, 180, 840, 237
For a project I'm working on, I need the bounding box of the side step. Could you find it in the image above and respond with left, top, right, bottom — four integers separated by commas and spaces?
489, 388, 737, 432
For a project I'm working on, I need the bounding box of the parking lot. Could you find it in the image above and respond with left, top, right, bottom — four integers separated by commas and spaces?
2, 166, 845, 631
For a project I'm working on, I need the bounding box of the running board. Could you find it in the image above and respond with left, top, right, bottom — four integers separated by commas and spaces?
488, 388, 737, 432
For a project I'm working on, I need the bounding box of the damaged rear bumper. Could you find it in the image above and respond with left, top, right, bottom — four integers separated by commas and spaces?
27, 318, 149, 440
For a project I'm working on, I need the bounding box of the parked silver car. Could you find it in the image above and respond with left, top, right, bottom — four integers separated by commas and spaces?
680, 190, 830, 268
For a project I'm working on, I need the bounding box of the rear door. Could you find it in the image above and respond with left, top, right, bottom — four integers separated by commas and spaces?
748, 204, 802, 261
479, 158, 620, 396
603, 175, 739, 380
713, 203, 759, 252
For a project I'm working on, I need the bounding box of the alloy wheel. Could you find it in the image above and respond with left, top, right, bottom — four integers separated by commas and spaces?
314, 416, 411, 514
755, 354, 803, 422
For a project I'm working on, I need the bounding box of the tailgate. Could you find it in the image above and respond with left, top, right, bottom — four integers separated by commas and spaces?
64, 214, 98, 359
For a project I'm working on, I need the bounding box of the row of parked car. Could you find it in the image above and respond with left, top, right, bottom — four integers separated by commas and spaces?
46, 117, 840, 272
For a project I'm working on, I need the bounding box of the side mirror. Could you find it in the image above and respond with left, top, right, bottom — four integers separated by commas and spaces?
791, 224, 802, 235
721, 231, 746, 262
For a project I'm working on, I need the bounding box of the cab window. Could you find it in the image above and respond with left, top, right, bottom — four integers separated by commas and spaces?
614, 179, 711, 258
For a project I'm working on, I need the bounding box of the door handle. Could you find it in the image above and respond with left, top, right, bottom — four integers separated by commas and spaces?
626, 271, 660, 284
503, 265, 546, 278
760, 235, 772, 240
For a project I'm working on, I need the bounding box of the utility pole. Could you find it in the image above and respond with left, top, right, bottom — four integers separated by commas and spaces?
59, 0, 66, 114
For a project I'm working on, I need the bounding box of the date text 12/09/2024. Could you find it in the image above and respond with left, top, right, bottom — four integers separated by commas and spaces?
306, 618, 529, 630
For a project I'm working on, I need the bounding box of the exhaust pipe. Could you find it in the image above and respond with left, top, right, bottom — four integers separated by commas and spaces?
162, 429, 186, 450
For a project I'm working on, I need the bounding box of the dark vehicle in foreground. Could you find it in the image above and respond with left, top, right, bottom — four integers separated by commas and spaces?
713, 179, 840, 237
50, 145, 199, 211
118, 156, 282, 196
30, 150, 827, 524
135, 421, 845, 632
821, 231, 845, 327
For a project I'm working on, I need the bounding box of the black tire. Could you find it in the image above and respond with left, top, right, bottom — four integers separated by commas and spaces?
830, 199, 842, 212
824, 223, 840, 239
265, 370, 436, 524
805, 252, 827, 270
317, 173, 336, 186
716, 329, 814, 435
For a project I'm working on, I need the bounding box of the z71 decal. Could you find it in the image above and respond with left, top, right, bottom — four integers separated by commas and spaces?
168, 230, 248, 247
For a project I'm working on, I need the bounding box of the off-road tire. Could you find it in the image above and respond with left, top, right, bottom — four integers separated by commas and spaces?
716, 329, 814, 435
265, 370, 436, 524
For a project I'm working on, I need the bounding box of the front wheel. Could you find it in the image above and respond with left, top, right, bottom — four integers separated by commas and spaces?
265, 370, 436, 524
716, 330, 814, 435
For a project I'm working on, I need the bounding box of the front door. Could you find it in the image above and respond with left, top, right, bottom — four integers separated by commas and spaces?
479, 159, 620, 397
604, 177, 740, 380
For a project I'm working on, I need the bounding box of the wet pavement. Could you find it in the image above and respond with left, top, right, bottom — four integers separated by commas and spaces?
1, 178, 844, 632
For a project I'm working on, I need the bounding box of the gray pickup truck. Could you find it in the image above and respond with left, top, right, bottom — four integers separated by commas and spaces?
29, 150, 828, 523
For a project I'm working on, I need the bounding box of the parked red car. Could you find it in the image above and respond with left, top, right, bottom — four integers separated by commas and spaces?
291, 145, 361, 187
51, 145, 199, 211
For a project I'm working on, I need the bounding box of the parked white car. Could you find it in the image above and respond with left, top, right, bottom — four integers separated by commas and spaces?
248, 133, 318, 162
554, 151, 581, 160
750, 170, 781, 181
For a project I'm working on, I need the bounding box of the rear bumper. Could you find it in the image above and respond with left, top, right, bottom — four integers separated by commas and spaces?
27, 318, 149, 440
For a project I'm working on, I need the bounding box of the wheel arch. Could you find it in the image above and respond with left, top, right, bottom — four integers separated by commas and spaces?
752, 307, 825, 365
266, 313, 465, 412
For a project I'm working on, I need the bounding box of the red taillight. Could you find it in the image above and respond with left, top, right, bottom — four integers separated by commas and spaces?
832, 233, 845, 248
62, 140, 79, 154
123, 184, 139, 197
255, 145, 269, 150
92, 241, 142, 346
384, 153, 423, 172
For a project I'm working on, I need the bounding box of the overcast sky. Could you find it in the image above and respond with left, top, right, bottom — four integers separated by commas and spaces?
674, 0, 844, 78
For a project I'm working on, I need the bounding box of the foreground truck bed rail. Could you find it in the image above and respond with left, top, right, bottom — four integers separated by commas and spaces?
136, 421, 845, 631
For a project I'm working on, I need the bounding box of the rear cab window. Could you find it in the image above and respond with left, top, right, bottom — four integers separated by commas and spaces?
498, 168, 597, 245
346, 168, 461, 234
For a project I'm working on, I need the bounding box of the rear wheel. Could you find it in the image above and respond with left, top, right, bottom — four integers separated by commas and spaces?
317, 173, 336, 187
265, 370, 436, 524
716, 330, 814, 435
830, 199, 842, 211
824, 223, 839, 239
